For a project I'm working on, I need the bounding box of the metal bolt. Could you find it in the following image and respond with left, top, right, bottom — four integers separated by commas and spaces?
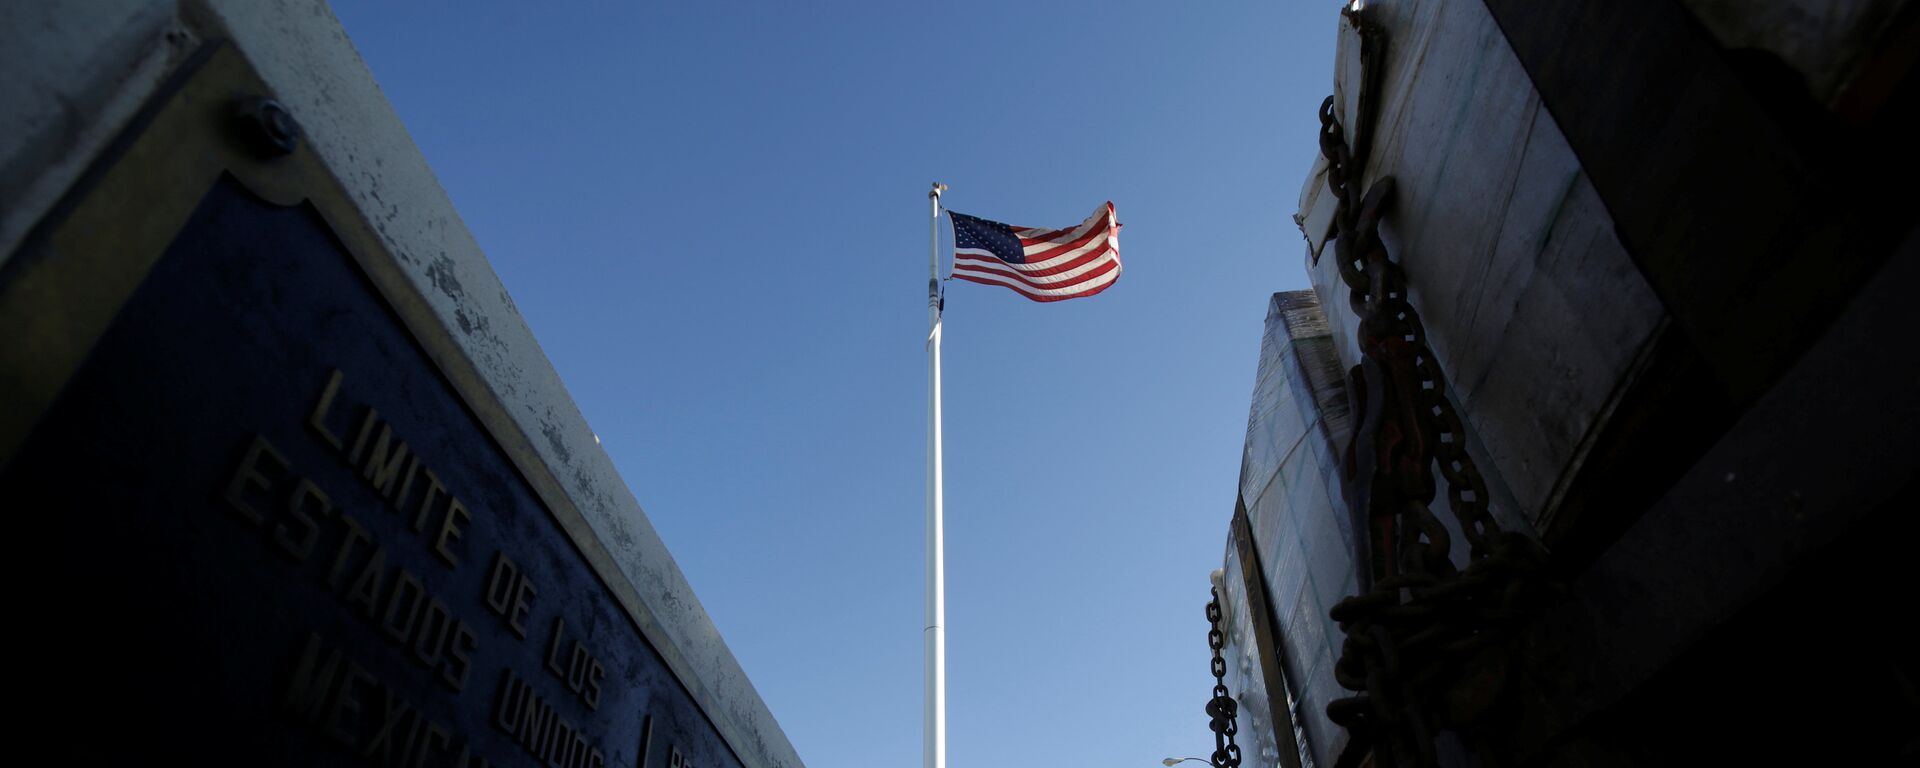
234, 97, 300, 157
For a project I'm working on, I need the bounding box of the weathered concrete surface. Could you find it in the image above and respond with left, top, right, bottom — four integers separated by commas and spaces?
1236, 291, 1355, 767
1296, 0, 1664, 533
1683, 0, 1912, 102
1500, 223, 1920, 766
0, 1, 196, 264
1278, 2, 1918, 764
0, 3, 804, 766
1213, 557, 1290, 768
199, 3, 806, 764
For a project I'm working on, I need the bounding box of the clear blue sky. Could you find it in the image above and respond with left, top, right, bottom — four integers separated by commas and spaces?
329, 2, 1334, 765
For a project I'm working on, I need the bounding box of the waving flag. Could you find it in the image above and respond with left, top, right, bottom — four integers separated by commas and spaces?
948, 202, 1121, 302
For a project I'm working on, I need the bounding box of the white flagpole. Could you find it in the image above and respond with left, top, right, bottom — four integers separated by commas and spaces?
925, 181, 948, 768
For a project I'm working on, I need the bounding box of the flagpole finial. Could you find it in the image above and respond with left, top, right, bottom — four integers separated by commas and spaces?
930, 182, 948, 200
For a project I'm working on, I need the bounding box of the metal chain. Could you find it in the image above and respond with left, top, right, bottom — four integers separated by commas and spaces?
1316, 71, 1560, 768
1206, 588, 1244, 768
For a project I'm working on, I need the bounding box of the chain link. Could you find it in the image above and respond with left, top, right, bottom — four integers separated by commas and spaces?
1205, 589, 1244, 768
1315, 44, 1560, 766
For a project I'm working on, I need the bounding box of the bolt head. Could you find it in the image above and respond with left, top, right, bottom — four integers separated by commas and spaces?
234, 97, 300, 157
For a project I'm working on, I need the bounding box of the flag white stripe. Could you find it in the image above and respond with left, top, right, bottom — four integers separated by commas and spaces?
1018, 230, 1112, 267
948, 201, 1121, 302
955, 238, 1114, 272
954, 249, 1116, 285
1018, 207, 1108, 249
953, 263, 1121, 298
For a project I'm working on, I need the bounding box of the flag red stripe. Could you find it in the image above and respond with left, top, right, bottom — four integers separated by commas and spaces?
1016, 207, 1108, 250
947, 201, 1120, 303
1020, 223, 1108, 264
957, 235, 1110, 274
953, 249, 1117, 287
1015, 209, 1100, 245
954, 241, 1114, 279
952, 254, 1118, 290
952, 269, 1120, 302
1016, 225, 1078, 247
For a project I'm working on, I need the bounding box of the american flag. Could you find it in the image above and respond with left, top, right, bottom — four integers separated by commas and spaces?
948, 202, 1121, 302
